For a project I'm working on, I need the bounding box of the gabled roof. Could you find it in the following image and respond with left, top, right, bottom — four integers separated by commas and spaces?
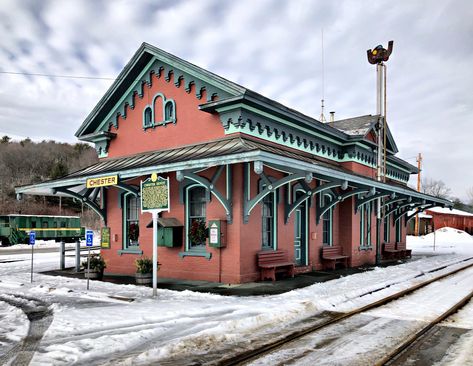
75, 42, 247, 137
328, 115, 399, 154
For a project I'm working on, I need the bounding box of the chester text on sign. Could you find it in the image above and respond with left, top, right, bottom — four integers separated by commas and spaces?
86, 175, 118, 188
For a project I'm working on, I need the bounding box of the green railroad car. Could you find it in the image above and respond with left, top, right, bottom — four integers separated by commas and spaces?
0, 215, 85, 245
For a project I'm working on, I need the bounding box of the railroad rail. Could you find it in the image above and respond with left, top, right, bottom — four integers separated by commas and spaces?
379, 287, 473, 365
218, 258, 473, 366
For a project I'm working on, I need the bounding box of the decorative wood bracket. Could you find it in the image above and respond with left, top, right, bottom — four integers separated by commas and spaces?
393, 201, 423, 223
316, 186, 370, 224
244, 162, 309, 224
355, 190, 391, 214
54, 187, 106, 224
285, 179, 347, 223
115, 182, 140, 197
404, 202, 435, 226
177, 165, 233, 223
381, 196, 411, 214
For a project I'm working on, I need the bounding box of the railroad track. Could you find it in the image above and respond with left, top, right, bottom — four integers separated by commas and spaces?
380, 288, 473, 365
218, 258, 473, 366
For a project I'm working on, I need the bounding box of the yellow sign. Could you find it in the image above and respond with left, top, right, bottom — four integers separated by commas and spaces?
86, 175, 118, 188
101, 227, 111, 249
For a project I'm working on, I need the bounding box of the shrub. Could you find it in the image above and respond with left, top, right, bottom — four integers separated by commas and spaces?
82, 253, 106, 271
135, 256, 153, 274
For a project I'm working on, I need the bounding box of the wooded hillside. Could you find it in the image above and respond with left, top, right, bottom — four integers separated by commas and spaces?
0, 136, 98, 223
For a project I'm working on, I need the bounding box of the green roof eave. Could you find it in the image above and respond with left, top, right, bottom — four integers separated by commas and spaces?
199, 93, 347, 142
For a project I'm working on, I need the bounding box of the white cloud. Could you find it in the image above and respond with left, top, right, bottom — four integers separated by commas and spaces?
0, 0, 471, 199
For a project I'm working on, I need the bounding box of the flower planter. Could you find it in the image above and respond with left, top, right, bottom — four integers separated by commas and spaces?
135, 272, 152, 285
84, 269, 103, 280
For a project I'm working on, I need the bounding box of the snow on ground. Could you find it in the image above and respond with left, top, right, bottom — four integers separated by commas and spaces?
434, 330, 473, 366
0, 301, 29, 356
408, 227, 473, 255
0, 231, 472, 365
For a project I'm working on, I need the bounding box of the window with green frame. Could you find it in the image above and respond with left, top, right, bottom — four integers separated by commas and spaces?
186, 186, 207, 250
383, 214, 390, 242
261, 191, 276, 249
123, 193, 140, 249
321, 194, 333, 246
360, 200, 372, 247
395, 216, 402, 243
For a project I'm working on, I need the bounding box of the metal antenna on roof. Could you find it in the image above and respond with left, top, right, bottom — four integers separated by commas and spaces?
320, 28, 327, 122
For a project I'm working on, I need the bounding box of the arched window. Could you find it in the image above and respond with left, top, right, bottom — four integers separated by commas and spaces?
384, 214, 390, 243
187, 186, 207, 249
360, 199, 372, 247
261, 191, 276, 249
124, 193, 140, 247
143, 106, 153, 128
164, 101, 175, 122
321, 194, 333, 246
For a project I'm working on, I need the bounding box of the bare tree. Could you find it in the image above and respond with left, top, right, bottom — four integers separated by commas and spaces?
421, 178, 451, 199
467, 187, 473, 205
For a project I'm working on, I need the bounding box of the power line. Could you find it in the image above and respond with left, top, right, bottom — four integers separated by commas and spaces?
0, 70, 117, 81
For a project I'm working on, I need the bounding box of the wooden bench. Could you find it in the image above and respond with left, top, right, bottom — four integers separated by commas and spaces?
257, 250, 295, 282
396, 242, 412, 259
321, 246, 349, 270
382, 243, 402, 260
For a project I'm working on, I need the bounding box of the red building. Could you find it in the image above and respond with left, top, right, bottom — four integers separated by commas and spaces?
16, 43, 450, 283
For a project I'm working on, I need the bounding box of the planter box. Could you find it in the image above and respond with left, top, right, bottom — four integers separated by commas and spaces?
135, 272, 152, 285
84, 269, 103, 280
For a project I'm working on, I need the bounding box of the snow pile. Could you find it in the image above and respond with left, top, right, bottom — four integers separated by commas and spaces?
408, 227, 473, 255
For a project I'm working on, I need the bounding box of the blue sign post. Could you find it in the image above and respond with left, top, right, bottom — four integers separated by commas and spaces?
85, 230, 93, 290
86, 230, 94, 247
29, 231, 35, 283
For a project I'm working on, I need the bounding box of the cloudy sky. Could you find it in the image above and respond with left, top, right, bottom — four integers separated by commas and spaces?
0, 0, 471, 200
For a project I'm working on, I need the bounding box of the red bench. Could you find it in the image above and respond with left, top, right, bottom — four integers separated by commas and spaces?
321, 246, 349, 270
257, 250, 295, 282
396, 242, 412, 259
382, 242, 402, 260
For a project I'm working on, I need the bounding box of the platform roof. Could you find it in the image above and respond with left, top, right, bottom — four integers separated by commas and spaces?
16, 135, 451, 209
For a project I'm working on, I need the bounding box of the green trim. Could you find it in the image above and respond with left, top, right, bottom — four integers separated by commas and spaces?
118, 249, 143, 255
179, 250, 212, 259
122, 192, 140, 251
320, 193, 333, 246
226, 124, 409, 183
219, 104, 342, 145
97, 57, 157, 132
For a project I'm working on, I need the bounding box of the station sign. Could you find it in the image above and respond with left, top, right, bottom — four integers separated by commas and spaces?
29, 231, 36, 245
141, 173, 170, 213
86, 175, 118, 189
86, 230, 94, 247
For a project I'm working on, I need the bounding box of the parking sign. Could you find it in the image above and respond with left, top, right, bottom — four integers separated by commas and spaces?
86, 230, 94, 247
29, 231, 36, 245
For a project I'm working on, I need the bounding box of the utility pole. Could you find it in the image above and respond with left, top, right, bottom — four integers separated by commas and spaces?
414, 153, 423, 235
367, 41, 394, 265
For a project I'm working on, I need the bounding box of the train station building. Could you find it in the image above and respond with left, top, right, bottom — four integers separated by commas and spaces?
16, 43, 451, 283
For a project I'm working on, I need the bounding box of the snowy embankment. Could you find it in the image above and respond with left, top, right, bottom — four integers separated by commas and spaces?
0, 228, 471, 365
408, 227, 473, 255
